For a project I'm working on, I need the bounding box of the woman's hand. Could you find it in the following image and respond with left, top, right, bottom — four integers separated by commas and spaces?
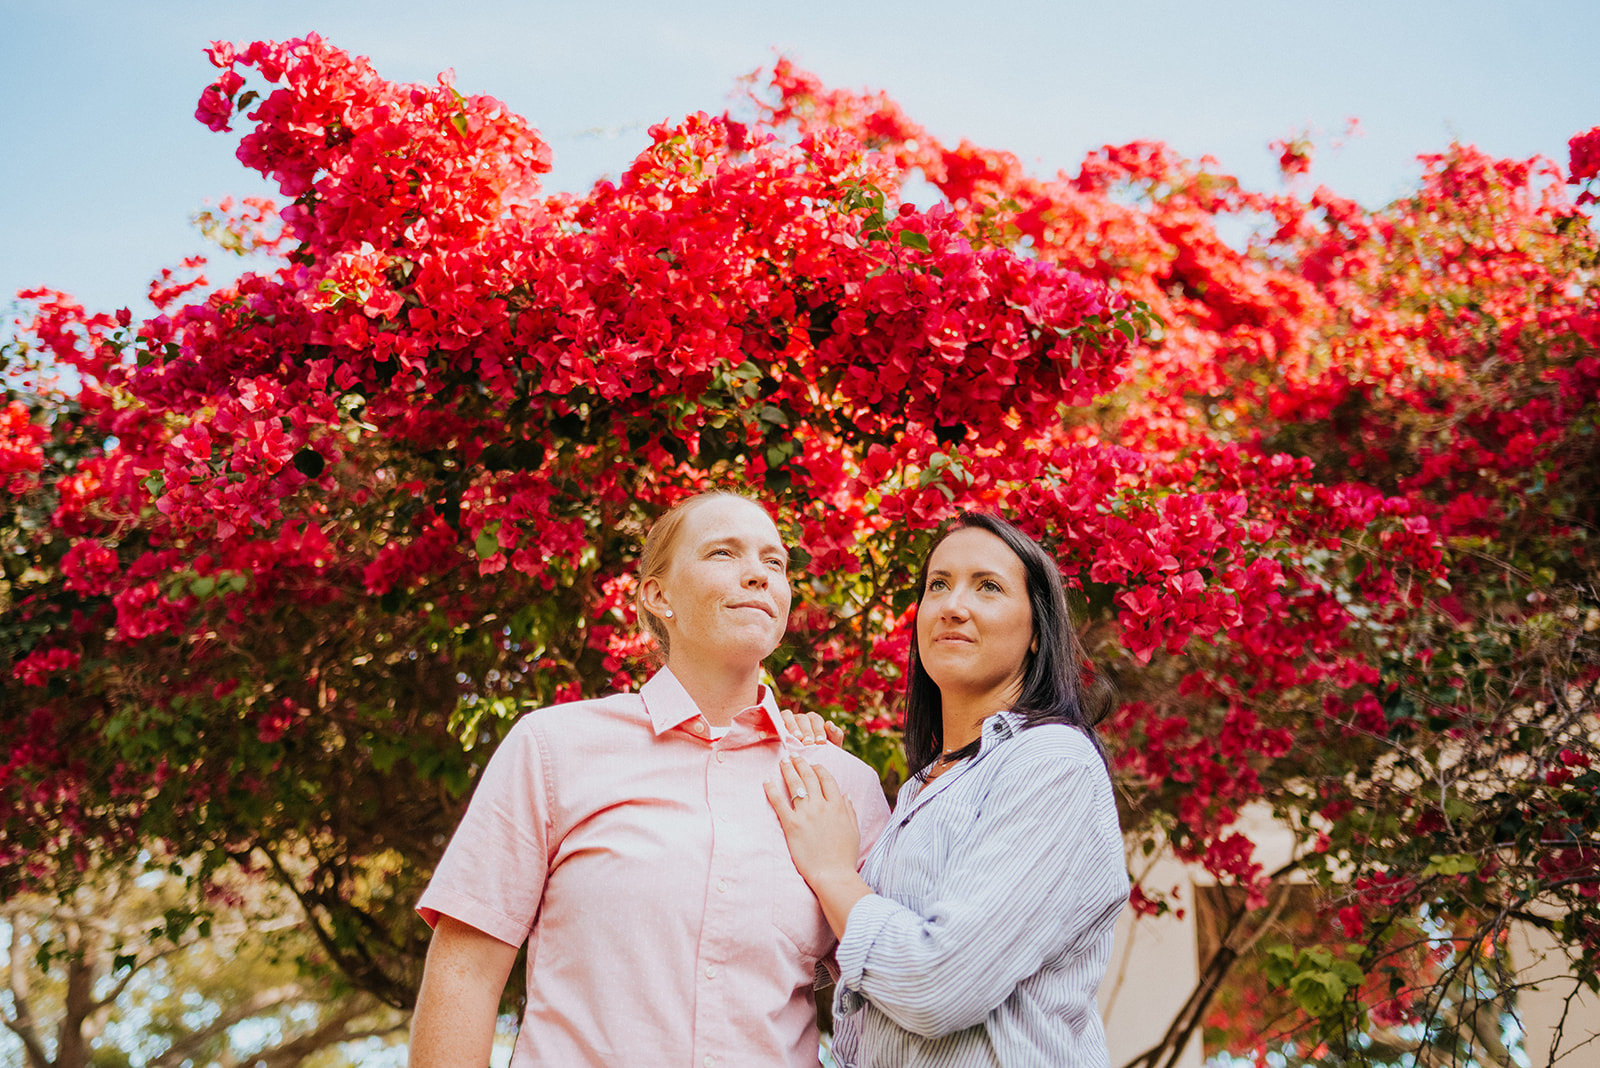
764, 754, 872, 939
778, 707, 846, 747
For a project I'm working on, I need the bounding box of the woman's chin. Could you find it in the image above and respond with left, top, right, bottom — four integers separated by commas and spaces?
677, 631, 785, 672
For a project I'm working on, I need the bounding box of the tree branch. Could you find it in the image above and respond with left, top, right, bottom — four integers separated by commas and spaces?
1118, 865, 1300, 1068
146, 984, 307, 1068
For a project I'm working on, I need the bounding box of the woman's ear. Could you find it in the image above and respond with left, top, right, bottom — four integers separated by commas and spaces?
640, 574, 673, 622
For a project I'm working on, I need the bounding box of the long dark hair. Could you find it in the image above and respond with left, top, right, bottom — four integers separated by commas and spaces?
902, 511, 1112, 777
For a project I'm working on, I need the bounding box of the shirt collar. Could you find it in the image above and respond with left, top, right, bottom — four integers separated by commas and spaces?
902, 710, 1024, 812
923, 709, 1024, 779
640, 666, 786, 738
978, 708, 1025, 753
943, 709, 1022, 773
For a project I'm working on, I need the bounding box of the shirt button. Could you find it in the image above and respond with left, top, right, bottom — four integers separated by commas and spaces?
705, 964, 718, 978
717, 879, 728, 893
714, 751, 726, 764
704, 1058, 715, 1068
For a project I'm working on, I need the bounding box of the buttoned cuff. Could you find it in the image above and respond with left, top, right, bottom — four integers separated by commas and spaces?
833, 892, 895, 1015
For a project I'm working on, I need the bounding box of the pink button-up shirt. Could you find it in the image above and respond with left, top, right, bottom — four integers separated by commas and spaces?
418, 668, 891, 1068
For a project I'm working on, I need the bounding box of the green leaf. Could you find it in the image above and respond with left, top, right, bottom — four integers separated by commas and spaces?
1332, 959, 1366, 986
898, 231, 931, 252
474, 524, 501, 560
1423, 852, 1480, 876
371, 741, 404, 774
443, 765, 472, 798
189, 576, 216, 599
1263, 945, 1297, 985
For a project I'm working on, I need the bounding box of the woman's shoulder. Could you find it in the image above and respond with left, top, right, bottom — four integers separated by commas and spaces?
502, 690, 648, 746
990, 724, 1119, 833
1000, 720, 1105, 770
803, 740, 886, 793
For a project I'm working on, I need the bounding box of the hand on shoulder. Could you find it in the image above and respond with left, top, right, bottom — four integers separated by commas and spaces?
778, 706, 846, 747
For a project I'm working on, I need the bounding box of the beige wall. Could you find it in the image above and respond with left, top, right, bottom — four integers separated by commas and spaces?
1100, 851, 1203, 1068
1509, 919, 1600, 1067
1101, 807, 1297, 1067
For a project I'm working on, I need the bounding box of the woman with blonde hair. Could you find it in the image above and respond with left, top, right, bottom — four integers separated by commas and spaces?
410, 491, 890, 1068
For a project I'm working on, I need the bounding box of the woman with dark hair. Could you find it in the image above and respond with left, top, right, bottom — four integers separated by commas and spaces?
766, 511, 1125, 1067
410, 491, 890, 1068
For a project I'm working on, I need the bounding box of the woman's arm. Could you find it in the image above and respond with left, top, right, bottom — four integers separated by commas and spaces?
832, 733, 1125, 1039
764, 754, 872, 938
408, 915, 520, 1068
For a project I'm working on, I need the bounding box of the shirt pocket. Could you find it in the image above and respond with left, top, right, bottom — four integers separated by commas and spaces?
771, 852, 834, 960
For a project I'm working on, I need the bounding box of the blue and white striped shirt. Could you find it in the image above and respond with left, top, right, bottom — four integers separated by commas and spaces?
832, 710, 1126, 1067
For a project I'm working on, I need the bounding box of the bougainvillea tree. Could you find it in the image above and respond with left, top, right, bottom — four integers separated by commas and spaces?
761, 70, 1600, 1063
2, 36, 1596, 1064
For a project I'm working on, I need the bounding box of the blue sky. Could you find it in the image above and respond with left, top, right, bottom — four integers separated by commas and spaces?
3, 0, 1597, 318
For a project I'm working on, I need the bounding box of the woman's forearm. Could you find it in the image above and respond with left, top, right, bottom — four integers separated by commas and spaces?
408, 916, 520, 1068
809, 866, 873, 940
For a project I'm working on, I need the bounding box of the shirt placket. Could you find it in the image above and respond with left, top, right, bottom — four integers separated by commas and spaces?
692, 729, 745, 1068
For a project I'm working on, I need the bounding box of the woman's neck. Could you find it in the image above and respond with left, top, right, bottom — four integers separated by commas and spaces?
938, 683, 1019, 755
667, 656, 765, 727
939, 711, 985, 756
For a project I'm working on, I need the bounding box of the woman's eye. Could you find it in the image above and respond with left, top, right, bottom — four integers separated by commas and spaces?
927, 578, 947, 591
981, 580, 1001, 592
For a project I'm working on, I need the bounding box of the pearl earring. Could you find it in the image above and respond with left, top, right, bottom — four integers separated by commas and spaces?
664, 609, 674, 618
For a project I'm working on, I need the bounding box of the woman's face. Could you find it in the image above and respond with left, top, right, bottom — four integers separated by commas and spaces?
645, 497, 792, 671
916, 527, 1035, 709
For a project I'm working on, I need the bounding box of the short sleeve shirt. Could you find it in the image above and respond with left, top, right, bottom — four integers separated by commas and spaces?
417, 669, 892, 1068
